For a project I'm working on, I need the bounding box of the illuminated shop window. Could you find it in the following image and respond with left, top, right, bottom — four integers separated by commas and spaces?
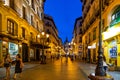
9, 42, 18, 61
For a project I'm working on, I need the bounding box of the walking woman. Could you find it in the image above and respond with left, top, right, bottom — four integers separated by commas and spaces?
0, 53, 12, 80
13, 54, 24, 80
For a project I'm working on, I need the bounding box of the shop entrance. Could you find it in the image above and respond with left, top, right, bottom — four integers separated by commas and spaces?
87, 49, 91, 63
22, 43, 28, 62
36, 49, 40, 61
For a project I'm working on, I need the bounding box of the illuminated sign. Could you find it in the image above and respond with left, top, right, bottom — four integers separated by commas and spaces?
108, 41, 117, 58
103, 27, 120, 40
88, 43, 96, 49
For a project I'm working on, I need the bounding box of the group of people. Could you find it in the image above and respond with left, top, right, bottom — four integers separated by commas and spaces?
0, 54, 24, 80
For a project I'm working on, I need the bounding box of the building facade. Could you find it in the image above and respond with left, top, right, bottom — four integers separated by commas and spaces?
73, 17, 82, 59
63, 37, 69, 54
81, 0, 120, 69
0, 0, 45, 62
44, 14, 63, 58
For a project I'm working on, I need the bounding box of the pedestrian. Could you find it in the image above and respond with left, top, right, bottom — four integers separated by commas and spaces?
0, 53, 12, 80
103, 55, 108, 72
13, 54, 24, 80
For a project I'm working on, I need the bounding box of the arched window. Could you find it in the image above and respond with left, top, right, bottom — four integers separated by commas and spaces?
111, 6, 120, 20
7, 19, 18, 36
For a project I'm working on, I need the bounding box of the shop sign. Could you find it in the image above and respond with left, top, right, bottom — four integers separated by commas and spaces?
110, 16, 120, 27
109, 41, 117, 58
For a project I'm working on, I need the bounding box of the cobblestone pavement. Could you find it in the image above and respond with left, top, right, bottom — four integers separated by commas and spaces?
0, 58, 120, 80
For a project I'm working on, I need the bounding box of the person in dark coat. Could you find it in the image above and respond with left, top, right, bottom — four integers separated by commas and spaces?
13, 54, 24, 80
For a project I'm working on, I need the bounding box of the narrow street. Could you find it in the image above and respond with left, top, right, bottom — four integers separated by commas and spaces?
0, 58, 88, 80
1, 57, 120, 80
21, 58, 88, 80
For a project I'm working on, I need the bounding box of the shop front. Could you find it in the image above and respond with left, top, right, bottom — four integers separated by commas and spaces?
88, 43, 96, 63
0, 38, 21, 62
103, 23, 120, 69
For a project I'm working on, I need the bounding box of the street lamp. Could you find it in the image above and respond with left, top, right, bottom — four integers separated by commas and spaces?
88, 0, 114, 79
40, 31, 49, 64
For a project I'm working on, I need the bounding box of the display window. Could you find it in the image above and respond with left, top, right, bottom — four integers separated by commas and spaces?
9, 42, 18, 61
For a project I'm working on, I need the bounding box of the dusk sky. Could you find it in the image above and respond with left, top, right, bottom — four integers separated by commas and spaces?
44, 0, 82, 43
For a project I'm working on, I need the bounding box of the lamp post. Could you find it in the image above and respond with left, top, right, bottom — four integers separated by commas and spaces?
40, 31, 49, 64
88, 0, 114, 79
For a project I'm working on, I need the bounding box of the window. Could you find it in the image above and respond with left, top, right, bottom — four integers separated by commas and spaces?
22, 6, 27, 20
31, 0, 35, 10
88, 33, 91, 43
22, 28, 25, 39
36, 21, 39, 30
79, 28, 82, 34
7, 19, 18, 36
79, 37, 82, 43
46, 29, 51, 34
31, 15, 34, 26
93, 28, 96, 40
30, 32, 33, 40
9, 0, 14, 9
111, 6, 120, 21
37, 7, 39, 16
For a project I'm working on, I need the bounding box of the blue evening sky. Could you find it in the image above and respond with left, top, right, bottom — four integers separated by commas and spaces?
44, 0, 82, 43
